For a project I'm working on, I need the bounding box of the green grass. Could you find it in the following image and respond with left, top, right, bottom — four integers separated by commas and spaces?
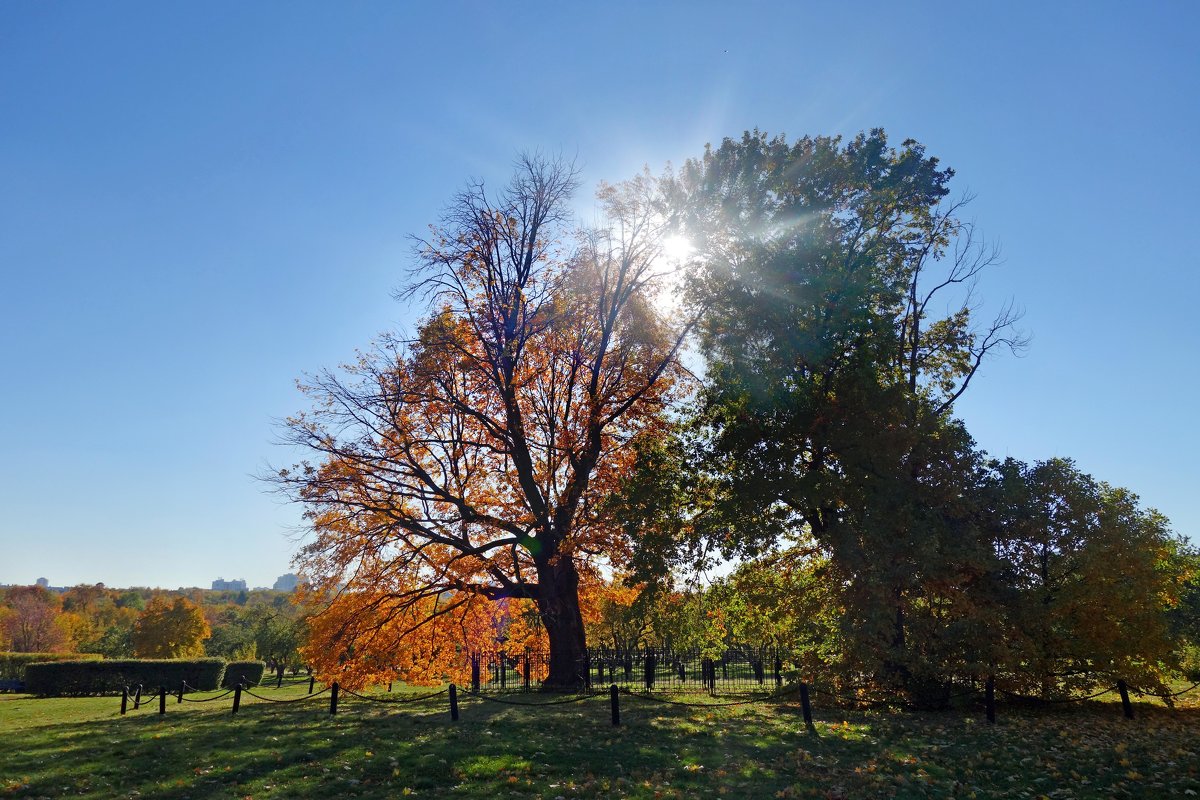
2, 681, 1198, 799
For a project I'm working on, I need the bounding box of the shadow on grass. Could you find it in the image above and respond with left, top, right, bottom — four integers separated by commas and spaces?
4, 692, 1200, 799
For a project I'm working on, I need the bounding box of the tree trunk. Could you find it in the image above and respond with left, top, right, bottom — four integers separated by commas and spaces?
536, 557, 587, 690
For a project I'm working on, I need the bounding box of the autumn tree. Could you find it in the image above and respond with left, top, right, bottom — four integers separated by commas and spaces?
2, 586, 70, 653
131, 596, 211, 658
986, 458, 1188, 696
276, 156, 692, 688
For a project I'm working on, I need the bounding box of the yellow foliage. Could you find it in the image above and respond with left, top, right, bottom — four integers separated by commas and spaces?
131, 596, 211, 659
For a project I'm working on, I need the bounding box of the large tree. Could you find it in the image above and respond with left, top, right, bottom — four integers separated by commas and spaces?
652, 130, 1024, 685
276, 156, 691, 688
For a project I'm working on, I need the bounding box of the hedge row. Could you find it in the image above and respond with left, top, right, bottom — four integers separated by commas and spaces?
0, 652, 102, 681
24, 658, 226, 696
222, 660, 267, 688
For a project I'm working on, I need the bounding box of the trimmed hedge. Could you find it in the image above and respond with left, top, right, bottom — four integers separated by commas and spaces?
0, 652, 102, 682
222, 660, 267, 688
24, 658, 226, 697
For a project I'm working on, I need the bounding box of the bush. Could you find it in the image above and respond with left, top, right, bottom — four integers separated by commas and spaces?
222, 660, 266, 688
0, 652, 102, 682
24, 658, 226, 696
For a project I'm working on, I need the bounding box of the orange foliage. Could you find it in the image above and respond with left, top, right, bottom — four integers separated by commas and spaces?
279, 159, 693, 687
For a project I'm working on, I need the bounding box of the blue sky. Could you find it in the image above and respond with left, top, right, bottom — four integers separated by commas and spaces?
1, 1, 1196, 589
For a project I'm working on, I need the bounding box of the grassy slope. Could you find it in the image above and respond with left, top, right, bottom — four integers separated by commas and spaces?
2, 682, 1198, 799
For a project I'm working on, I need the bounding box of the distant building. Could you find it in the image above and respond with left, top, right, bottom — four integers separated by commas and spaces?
35, 577, 49, 588
273, 573, 299, 592
211, 577, 248, 591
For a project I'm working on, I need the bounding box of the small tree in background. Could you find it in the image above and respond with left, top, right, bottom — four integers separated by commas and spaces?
988, 457, 1188, 696
131, 596, 211, 659
2, 586, 70, 653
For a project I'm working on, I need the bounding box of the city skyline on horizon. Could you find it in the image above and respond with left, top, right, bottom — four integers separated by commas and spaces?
3, 572, 300, 592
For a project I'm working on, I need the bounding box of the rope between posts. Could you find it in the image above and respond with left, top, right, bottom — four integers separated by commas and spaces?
468, 691, 597, 707
999, 685, 1118, 704
806, 686, 893, 707
1129, 681, 1200, 700
619, 684, 802, 708
240, 685, 331, 704
179, 685, 237, 703
337, 687, 448, 704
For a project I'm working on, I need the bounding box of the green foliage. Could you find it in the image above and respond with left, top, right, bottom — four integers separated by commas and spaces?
0, 652, 102, 682
657, 130, 1019, 688
221, 660, 267, 688
23, 658, 226, 696
987, 457, 1188, 696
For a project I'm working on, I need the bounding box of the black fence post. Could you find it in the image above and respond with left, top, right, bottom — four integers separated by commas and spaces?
330, 682, 339, 715
500, 652, 507, 690
177, 681, 185, 704
120, 686, 128, 715
449, 683, 459, 721
133, 684, 142, 710
985, 675, 996, 724
471, 653, 481, 694
308, 675, 316, 694
1118, 679, 1134, 719
610, 684, 620, 726
523, 652, 531, 692
232, 684, 242, 715
159, 687, 166, 715
799, 682, 813, 730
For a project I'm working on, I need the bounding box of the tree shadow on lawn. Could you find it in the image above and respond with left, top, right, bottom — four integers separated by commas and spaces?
3, 694, 1200, 799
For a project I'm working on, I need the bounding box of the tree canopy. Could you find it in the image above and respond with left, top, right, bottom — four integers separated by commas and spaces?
276, 156, 692, 688
131, 596, 211, 659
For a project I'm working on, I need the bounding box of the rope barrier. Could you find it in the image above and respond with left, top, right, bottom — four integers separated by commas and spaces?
806, 691, 893, 710
337, 686, 448, 704
178, 685, 237, 703
240, 685, 331, 704
999, 685, 1118, 704
1128, 681, 1200, 700
619, 687, 798, 708
468, 691, 598, 707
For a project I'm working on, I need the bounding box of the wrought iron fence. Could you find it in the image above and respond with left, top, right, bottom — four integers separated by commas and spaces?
466, 646, 794, 694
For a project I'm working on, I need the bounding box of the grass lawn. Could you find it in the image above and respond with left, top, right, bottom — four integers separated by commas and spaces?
2, 680, 1198, 799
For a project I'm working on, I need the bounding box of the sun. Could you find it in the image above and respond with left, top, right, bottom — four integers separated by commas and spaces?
661, 234, 695, 264
648, 234, 695, 316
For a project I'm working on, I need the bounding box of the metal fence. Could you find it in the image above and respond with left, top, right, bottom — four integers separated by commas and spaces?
467, 646, 793, 694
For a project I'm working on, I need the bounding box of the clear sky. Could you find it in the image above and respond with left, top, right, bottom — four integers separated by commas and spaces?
1, 1, 1196, 589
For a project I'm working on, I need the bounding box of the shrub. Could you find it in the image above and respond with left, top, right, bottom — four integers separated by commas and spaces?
222, 660, 266, 688
24, 658, 226, 696
0, 652, 102, 682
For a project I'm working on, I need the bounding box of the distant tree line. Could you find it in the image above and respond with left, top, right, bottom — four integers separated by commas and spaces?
0, 584, 309, 673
